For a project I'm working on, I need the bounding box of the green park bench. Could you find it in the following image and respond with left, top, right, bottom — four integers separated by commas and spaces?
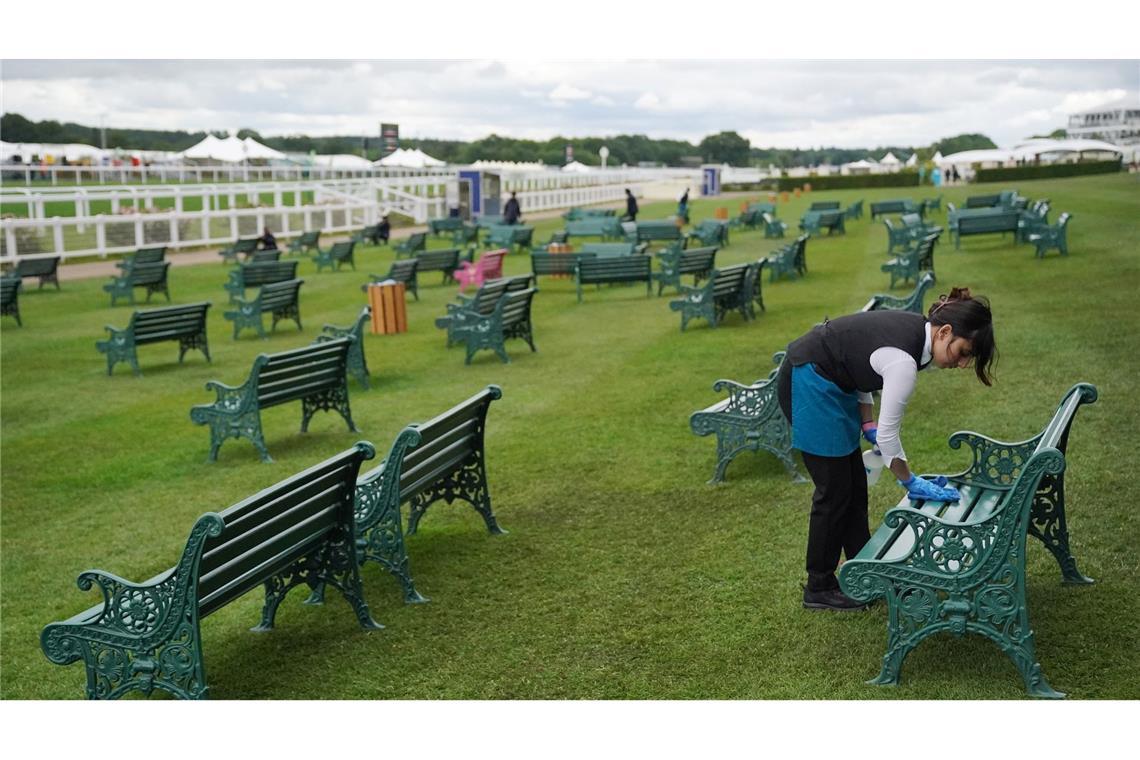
564, 218, 624, 240
2, 276, 22, 326
394, 231, 428, 258
921, 196, 942, 215
845, 200, 864, 220
882, 231, 939, 289
762, 212, 788, 239
115, 246, 166, 271
535, 230, 570, 251
689, 351, 804, 484
728, 208, 762, 229
655, 245, 717, 295
309, 386, 506, 605
428, 217, 466, 236
1027, 212, 1071, 259
687, 219, 731, 247
839, 383, 1098, 698
104, 260, 171, 306
486, 225, 535, 253
575, 255, 653, 303
312, 240, 356, 272
454, 287, 539, 364
224, 260, 298, 303
765, 234, 808, 282
7, 255, 61, 289
415, 247, 468, 285
96, 302, 211, 376
190, 337, 357, 461
223, 278, 304, 339
748, 202, 777, 216
861, 271, 936, 314
435, 275, 533, 347
951, 209, 1021, 249
248, 249, 280, 263
579, 242, 640, 258
529, 251, 596, 283
1016, 200, 1051, 243
870, 199, 919, 220
809, 201, 841, 211
352, 225, 380, 246
563, 207, 616, 221
669, 262, 758, 332
884, 213, 941, 253
800, 210, 846, 236
475, 215, 505, 229
367, 258, 420, 300
218, 237, 259, 263
314, 306, 372, 389
452, 223, 480, 246
628, 220, 684, 245
40, 443, 383, 699
287, 229, 321, 256
965, 193, 1002, 208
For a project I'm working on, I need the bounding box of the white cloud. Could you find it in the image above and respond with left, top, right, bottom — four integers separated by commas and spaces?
591, 95, 615, 106
634, 92, 661, 110
549, 83, 591, 101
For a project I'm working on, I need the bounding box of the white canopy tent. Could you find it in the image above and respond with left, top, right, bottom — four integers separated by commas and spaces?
1, 140, 108, 162
313, 154, 375, 169
561, 160, 592, 173
905, 153, 918, 167
375, 148, 446, 168
179, 134, 285, 163
879, 152, 901, 165
840, 158, 878, 175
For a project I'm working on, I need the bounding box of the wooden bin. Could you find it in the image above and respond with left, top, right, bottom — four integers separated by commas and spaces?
367, 282, 407, 335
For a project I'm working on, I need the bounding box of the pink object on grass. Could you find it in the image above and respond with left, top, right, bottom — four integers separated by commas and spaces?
455, 248, 507, 291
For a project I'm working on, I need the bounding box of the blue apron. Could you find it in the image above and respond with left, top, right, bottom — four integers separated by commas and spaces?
790, 363, 861, 457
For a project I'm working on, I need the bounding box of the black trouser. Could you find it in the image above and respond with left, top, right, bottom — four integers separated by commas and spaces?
776, 360, 871, 592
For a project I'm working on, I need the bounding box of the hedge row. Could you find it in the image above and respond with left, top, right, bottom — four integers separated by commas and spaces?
975, 159, 1123, 183
722, 173, 922, 193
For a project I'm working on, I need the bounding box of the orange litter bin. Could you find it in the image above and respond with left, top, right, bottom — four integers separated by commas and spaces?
367, 281, 407, 335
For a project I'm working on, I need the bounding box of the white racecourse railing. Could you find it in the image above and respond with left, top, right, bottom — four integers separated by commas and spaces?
0, 200, 386, 264
0, 163, 453, 186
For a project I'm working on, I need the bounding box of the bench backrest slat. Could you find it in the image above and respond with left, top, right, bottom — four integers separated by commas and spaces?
397, 388, 499, 500
254, 339, 349, 408
579, 256, 651, 281
238, 261, 299, 287
125, 261, 170, 286
197, 447, 365, 615
130, 303, 210, 341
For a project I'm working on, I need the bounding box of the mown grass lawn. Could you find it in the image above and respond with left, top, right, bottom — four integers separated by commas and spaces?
2, 173, 1138, 699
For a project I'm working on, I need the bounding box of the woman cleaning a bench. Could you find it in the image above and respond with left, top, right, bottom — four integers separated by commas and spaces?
774, 287, 997, 611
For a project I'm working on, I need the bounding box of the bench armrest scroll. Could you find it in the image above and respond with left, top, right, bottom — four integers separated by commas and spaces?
947, 431, 1042, 486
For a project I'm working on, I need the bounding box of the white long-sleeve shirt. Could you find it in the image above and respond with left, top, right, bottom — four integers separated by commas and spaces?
856, 322, 935, 466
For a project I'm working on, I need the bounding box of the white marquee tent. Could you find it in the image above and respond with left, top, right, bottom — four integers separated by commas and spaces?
561, 160, 593, 173
375, 148, 446, 168
179, 134, 285, 163
312, 154, 375, 169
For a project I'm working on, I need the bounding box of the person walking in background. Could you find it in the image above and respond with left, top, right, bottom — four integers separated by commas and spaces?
369, 214, 391, 245
775, 288, 997, 612
677, 187, 690, 223
257, 226, 277, 250
503, 192, 522, 225
624, 188, 639, 222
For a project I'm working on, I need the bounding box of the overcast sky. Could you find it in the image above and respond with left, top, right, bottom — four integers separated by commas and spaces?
1, 59, 1135, 149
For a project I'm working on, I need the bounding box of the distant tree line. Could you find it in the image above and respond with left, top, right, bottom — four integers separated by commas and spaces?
2, 112, 1004, 168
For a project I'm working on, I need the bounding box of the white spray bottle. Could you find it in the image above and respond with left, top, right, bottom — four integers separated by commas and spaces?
863, 446, 884, 485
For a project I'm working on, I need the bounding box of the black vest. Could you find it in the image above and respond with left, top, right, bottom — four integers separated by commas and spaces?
785, 311, 928, 393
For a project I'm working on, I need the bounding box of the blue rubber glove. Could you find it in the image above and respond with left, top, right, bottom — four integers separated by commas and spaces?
900, 474, 960, 502
861, 422, 878, 446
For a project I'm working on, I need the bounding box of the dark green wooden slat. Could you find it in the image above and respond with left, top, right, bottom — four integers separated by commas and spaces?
198, 514, 337, 616
410, 397, 487, 448
407, 418, 480, 466
401, 439, 477, 498
199, 503, 340, 599
209, 468, 350, 546
214, 453, 356, 524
